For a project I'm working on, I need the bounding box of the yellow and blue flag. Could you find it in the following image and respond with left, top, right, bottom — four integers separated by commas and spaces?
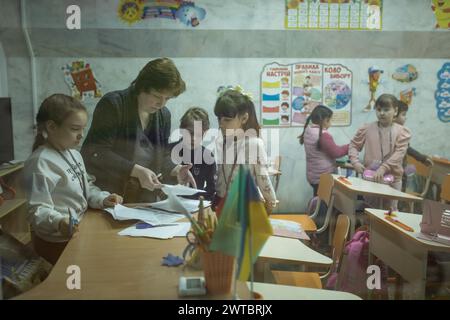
209, 165, 273, 281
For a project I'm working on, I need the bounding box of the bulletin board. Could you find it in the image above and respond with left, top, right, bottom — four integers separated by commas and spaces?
285, 0, 383, 30
260, 62, 353, 127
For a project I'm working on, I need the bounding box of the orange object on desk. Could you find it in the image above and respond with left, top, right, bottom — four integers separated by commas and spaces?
337, 176, 352, 185
385, 216, 414, 232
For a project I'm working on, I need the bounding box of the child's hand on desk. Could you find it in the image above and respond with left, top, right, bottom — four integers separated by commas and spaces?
103, 193, 123, 207
373, 168, 386, 183
353, 163, 365, 175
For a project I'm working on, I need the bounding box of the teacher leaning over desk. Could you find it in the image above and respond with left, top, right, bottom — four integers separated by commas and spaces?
81, 58, 196, 202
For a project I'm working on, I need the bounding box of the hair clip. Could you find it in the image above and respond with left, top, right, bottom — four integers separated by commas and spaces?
216, 85, 253, 101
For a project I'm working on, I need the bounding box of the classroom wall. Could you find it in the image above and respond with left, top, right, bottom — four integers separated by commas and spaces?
1, 0, 449, 213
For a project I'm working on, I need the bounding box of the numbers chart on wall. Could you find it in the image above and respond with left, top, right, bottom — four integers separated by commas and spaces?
285, 0, 382, 30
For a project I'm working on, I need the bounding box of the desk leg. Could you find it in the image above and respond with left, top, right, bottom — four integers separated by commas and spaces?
333, 188, 357, 237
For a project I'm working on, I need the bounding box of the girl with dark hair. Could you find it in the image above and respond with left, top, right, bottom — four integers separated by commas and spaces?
81, 58, 195, 203
214, 88, 277, 216
299, 105, 349, 196
24, 94, 122, 264
349, 94, 411, 210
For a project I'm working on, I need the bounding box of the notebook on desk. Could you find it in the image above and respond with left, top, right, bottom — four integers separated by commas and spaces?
418, 199, 450, 246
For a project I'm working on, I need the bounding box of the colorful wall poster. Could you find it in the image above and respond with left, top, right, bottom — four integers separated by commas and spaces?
62, 60, 102, 101
118, 0, 206, 27
431, 0, 450, 29
435, 62, 450, 123
286, 0, 382, 30
261, 62, 353, 127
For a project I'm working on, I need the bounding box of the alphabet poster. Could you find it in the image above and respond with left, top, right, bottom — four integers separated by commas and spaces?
261, 62, 353, 127
286, 0, 382, 30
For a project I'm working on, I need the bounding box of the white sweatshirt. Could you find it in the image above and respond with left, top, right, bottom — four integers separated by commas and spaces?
24, 146, 110, 242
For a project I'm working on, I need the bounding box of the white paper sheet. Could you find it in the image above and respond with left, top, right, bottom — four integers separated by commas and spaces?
161, 184, 206, 196
118, 222, 191, 239
104, 204, 184, 225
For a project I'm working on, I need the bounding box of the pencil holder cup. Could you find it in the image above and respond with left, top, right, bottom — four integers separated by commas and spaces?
202, 250, 235, 295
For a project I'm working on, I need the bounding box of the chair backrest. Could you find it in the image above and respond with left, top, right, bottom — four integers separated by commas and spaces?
406, 155, 432, 178
441, 174, 450, 203
317, 173, 334, 206
330, 214, 350, 272
272, 156, 282, 172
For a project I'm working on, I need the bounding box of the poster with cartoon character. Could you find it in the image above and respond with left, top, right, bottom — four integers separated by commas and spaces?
261, 62, 353, 127
261, 63, 292, 126
435, 62, 450, 123
118, 0, 206, 27
323, 64, 352, 126
291, 63, 323, 126
62, 60, 102, 101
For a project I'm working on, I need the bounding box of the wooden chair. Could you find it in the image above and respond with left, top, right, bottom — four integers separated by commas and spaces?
271, 214, 350, 289
406, 155, 433, 210
271, 173, 335, 233
440, 174, 450, 203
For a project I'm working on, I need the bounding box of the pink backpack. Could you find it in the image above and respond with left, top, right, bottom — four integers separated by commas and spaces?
326, 230, 388, 299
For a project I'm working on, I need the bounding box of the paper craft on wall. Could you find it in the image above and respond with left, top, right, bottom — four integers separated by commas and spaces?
285, 0, 382, 30
261, 62, 353, 127
118, 0, 206, 27
431, 0, 450, 29
435, 62, 450, 122
62, 60, 102, 101
364, 65, 383, 112
392, 64, 418, 83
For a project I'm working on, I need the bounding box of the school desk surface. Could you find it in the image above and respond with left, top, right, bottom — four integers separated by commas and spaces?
14, 209, 250, 300
365, 208, 450, 300
332, 175, 422, 236
431, 156, 450, 185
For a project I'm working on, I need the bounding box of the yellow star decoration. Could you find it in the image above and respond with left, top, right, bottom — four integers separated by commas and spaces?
118, 0, 144, 25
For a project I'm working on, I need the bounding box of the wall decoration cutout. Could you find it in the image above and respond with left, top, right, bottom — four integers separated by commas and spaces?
399, 88, 416, 106
431, 0, 450, 29
62, 60, 102, 101
435, 62, 450, 122
392, 64, 418, 83
261, 62, 353, 127
285, 0, 383, 30
364, 65, 383, 112
118, 0, 206, 27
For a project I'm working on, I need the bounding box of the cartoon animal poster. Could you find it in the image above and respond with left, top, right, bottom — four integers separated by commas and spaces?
431, 0, 450, 29
62, 60, 102, 101
435, 62, 450, 122
261, 62, 353, 127
118, 0, 206, 27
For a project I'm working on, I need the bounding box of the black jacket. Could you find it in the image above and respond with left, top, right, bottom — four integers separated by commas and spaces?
81, 86, 175, 198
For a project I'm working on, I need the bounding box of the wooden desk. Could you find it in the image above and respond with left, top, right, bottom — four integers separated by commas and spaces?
365, 208, 450, 299
332, 175, 422, 236
15, 210, 249, 299
247, 282, 361, 300
431, 156, 450, 185
256, 236, 332, 282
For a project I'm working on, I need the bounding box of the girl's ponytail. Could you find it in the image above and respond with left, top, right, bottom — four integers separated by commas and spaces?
298, 116, 311, 145
32, 129, 46, 152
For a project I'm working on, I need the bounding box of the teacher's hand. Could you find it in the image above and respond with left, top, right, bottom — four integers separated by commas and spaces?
131, 164, 163, 191
172, 164, 197, 189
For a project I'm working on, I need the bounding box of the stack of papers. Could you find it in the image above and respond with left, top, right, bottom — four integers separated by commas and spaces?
104, 204, 184, 225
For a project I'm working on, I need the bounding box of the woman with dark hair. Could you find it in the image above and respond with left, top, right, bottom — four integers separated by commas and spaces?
81, 58, 195, 202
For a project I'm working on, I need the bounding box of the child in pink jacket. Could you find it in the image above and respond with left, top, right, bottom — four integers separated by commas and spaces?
349, 94, 411, 210
299, 105, 349, 196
